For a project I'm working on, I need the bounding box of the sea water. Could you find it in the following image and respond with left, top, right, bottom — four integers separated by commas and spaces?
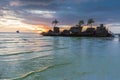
0, 33, 120, 80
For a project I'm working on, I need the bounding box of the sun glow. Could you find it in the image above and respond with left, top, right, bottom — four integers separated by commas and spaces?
1, 15, 98, 33
0, 15, 51, 33
33, 24, 51, 33
0, 19, 35, 32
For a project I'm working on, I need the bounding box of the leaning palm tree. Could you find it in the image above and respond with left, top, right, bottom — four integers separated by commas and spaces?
87, 18, 94, 28
79, 20, 84, 27
52, 19, 59, 27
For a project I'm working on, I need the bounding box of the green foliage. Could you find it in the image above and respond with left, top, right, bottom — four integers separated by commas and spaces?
87, 18, 94, 28
79, 20, 84, 26
87, 18, 94, 25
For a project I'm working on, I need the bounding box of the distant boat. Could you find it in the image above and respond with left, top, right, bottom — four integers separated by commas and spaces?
16, 30, 20, 33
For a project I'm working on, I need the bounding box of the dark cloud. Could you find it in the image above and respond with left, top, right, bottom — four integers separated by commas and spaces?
19, 0, 53, 2
0, 0, 120, 26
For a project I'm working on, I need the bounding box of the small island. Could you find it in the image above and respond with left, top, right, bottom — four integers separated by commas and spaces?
41, 19, 114, 37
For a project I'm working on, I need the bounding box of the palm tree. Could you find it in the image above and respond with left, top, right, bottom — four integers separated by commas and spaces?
52, 19, 59, 27
87, 18, 94, 28
79, 20, 84, 27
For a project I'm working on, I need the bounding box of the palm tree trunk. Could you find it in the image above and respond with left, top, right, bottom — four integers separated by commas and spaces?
91, 24, 92, 28
54, 23, 57, 27
79, 24, 81, 27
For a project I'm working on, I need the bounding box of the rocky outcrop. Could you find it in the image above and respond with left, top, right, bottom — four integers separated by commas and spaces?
41, 24, 114, 37
95, 24, 113, 37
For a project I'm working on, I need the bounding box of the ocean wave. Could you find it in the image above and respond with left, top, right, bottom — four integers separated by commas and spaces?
39, 44, 53, 47
0, 52, 54, 62
0, 46, 7, 48
0, 47, 68, 62
6, 63, 70, 80
0, 51, 34, 56
0, 47, 68, 57
27, 55, 53, 61
40, 47, 68, 53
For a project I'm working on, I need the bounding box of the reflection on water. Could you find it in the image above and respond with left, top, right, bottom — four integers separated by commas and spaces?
0, 33, 120, 80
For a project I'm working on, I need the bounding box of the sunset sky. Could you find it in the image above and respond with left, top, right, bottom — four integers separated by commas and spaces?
0, 0, 120, 33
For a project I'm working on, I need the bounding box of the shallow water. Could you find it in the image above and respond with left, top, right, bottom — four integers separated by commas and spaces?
0, 33, 120, 80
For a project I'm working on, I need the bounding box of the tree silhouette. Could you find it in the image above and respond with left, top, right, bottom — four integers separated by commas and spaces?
52, 19, 59, 27
87, 18, 94, 28
79, 20, 84, 27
